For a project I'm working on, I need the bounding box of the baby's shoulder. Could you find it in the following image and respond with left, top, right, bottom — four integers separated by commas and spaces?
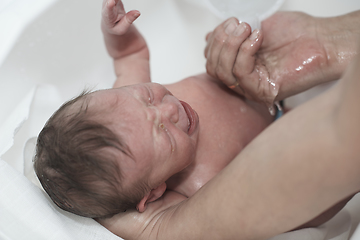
182, 73, 217, 85
166, 73, 231, 102
170, 73, 222, 92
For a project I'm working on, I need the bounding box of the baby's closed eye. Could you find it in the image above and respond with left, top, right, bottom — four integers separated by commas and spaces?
145, 86, 154, 105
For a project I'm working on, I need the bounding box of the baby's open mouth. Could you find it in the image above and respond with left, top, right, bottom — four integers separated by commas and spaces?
179, 100, 198, 135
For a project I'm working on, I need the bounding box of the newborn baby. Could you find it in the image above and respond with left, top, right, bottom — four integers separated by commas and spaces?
34, 0, 274, 219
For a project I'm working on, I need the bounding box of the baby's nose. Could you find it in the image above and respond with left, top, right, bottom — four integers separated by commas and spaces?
159, 98, 179, 124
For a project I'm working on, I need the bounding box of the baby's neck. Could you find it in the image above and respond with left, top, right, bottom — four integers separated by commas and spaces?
166, 161, 204, 197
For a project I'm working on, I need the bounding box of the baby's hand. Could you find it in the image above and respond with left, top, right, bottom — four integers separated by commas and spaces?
205, 18, 277, 109
206, 13, 334, 109
102, 0, 140, 35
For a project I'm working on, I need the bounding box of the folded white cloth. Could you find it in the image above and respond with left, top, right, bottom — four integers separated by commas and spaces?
0, 159, 122, 240
351, 224, 360, 240
0, 85, 122, 240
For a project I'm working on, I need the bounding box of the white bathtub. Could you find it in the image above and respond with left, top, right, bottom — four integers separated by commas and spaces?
1, 0, 360, 239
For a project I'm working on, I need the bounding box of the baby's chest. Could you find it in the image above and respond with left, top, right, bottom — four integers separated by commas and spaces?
194, 82, 264, 163
171, 75, 267, 157
196, 102, 250, 172
198, 90, 252, 146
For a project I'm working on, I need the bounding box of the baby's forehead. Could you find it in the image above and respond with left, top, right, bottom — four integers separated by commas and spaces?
90, 88, 122, 105
88, 84, 150, 111
85, 88, 136, 125
86, 88, 128, 112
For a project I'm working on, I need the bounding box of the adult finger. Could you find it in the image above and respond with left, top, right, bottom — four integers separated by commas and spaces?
216, 22, 251, 91
205, 18, 238, 78
232, 29, 269, 100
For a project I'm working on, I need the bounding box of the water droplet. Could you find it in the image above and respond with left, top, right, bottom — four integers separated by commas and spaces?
268, 105, 275, 116
274, 101, 282, 112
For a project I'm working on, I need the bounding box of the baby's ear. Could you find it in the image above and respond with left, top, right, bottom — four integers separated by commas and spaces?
136, 182, 167, 213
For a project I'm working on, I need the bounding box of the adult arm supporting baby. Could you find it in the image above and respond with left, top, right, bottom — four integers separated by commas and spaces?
143, 38, 360, 240
97, 9, 360, 240
101, 0, 150, 87
100, 40, 360, 239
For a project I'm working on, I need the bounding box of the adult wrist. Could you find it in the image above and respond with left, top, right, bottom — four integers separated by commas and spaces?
317, 11, 360, 81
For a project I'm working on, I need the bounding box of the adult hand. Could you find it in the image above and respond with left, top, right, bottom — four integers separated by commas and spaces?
205, 12, 336, 107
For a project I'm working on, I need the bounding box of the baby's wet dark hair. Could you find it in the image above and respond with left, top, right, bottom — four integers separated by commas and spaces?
34, 90, 147, 218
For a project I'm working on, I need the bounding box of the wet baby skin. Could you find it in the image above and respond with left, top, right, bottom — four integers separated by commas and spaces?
96, 0, 274, 211
88, 73, 273, 203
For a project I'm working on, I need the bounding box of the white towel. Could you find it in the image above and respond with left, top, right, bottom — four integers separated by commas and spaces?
0, 159, 122, 240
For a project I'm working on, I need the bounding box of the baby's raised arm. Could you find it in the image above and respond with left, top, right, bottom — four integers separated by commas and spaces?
101, 0, 150, 87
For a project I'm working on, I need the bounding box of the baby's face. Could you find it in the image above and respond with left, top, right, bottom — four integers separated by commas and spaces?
89, 83, 200, 189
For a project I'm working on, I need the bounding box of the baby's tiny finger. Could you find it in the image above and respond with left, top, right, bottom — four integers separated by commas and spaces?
233, 29, 263, 77
205, 32, 212, 42
106, 0, 116, 9
125, 10, 140, 24
112, 10, 139, 34
204, 44, 209, 58
102, 0, 117, 25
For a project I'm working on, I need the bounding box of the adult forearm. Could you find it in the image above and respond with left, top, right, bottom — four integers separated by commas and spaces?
154, 42, 360, 240
318, 10, 360, 82
160, 92, 358, 240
